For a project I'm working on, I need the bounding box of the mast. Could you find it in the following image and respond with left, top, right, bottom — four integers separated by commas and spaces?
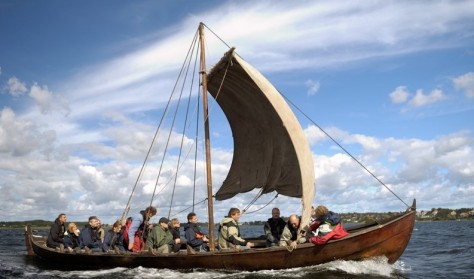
199, 22, 216, 252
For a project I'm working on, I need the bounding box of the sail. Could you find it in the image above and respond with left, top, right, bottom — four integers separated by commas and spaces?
206, 49, 315, 225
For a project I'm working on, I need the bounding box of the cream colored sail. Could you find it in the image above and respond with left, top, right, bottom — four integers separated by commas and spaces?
207, 49, 315, 227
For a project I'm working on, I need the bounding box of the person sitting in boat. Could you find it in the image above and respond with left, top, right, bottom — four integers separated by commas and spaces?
218, 208, 254, 250
169, 218, 183, 253
279, 214, 306, 249
124, 206, 157, 252
78, 216, 103, 252
97, 219, 105, 243
102, 219, 126, 253
309, 206, 316, 224
307, 205, 348, 245
46, 213, 67, 251
263, 207, 286, 247
184, 212, 209, 254
63, 222, 80, 252
145, 217, 176, 254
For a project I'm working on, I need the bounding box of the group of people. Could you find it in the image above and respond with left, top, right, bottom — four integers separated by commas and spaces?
47, 213, 126, 253
263, 205, 347, 249
46, 206, 212, 254
46, 204, 346, 254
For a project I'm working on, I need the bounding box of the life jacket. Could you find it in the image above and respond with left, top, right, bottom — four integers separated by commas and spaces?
190, 223, 205, 239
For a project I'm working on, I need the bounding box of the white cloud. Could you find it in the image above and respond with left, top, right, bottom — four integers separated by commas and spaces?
389, 86, 410, 104
29, 83, 71, 116
0, 107, 56, 157
390, 86, 447, 109
309, 127, 474, 212
408, 88, 446, 107
453, 72, 474, 99
29, 83, 54, 114
305, 80, 320, 96
6, 77, 27, 97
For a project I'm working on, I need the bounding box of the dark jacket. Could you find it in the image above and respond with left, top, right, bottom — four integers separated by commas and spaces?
184, 222, 205, 249
317, 211, 341, 225
170, 226, 181, 252
263, 217, 286, 242
102, 227, 125, 252
170, 227, 180, 240
79, 224, 102, 249
64, 230, 79, 249
46, 218, 65, 248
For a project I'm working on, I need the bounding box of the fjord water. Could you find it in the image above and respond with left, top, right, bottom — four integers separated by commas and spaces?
0, 221, 472, 278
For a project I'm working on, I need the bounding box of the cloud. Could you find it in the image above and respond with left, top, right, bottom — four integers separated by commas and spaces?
309, 126, 474, 212
408, 88, 446, 107
389, 86, 410, 104
6, 77, 28, 97
29, 83, 71, 116
389, 86, 447, 108
453, 72, 474, 99
0, 107, 56, 157
51, 1, 474, 122
305, 80, 320, 96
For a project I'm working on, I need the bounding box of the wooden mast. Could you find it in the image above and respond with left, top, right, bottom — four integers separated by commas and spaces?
199, 22, 215, 252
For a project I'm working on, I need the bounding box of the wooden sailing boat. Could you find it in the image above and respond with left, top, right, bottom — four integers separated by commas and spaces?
25, 23, 416, 271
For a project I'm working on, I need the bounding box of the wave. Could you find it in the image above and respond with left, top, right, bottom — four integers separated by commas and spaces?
10, 257, 405, 279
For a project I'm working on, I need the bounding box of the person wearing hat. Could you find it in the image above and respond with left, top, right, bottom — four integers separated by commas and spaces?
145, 217, 175, 254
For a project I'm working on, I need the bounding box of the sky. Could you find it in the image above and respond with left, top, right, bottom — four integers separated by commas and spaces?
1, 0, 473, 224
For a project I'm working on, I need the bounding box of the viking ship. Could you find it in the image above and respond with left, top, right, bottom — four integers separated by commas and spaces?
25, 23, 416, 271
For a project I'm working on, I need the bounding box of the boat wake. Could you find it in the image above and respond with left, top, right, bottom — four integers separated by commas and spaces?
15, 257, 407, 278
321, 256, 404, 277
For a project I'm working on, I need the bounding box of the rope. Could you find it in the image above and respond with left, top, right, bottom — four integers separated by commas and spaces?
241, 188, 264, 216
282, 94, 410, 209
119, 29, 200, 223
192, 71, 201, 213
243, 194, 279, 214
167, 33, 200, 219
173, 198, 208, 216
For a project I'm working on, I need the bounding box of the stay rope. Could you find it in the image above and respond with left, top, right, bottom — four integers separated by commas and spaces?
282, 94, 410, 209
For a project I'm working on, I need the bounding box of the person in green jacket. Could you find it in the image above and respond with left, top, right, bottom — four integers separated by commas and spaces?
145, 217, 176, 253
218, 208, 254, 250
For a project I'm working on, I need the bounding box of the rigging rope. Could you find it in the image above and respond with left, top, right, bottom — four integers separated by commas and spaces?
243, 194, 279, 214
173, 198, 208, 216
167, 39, 199, 219
282, 94, 410, 209
241, 188, 264, 216
119, 31, 201, 223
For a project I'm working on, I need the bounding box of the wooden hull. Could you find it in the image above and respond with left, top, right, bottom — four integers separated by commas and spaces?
25, 206, 415, 271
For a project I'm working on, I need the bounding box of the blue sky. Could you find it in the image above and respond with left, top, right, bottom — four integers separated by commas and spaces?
1, 0, 473, 224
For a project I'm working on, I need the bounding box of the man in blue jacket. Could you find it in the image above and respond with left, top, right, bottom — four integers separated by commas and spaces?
79, 216, 102, 252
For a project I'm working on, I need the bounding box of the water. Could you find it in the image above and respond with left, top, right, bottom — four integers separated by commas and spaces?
0, 221, 472, 278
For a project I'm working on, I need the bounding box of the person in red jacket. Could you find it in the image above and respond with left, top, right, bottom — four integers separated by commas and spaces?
308, 205, 347, 245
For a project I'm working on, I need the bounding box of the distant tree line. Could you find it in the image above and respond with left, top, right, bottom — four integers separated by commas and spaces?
0, 220, 89, 229
2, 207, 472, 228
